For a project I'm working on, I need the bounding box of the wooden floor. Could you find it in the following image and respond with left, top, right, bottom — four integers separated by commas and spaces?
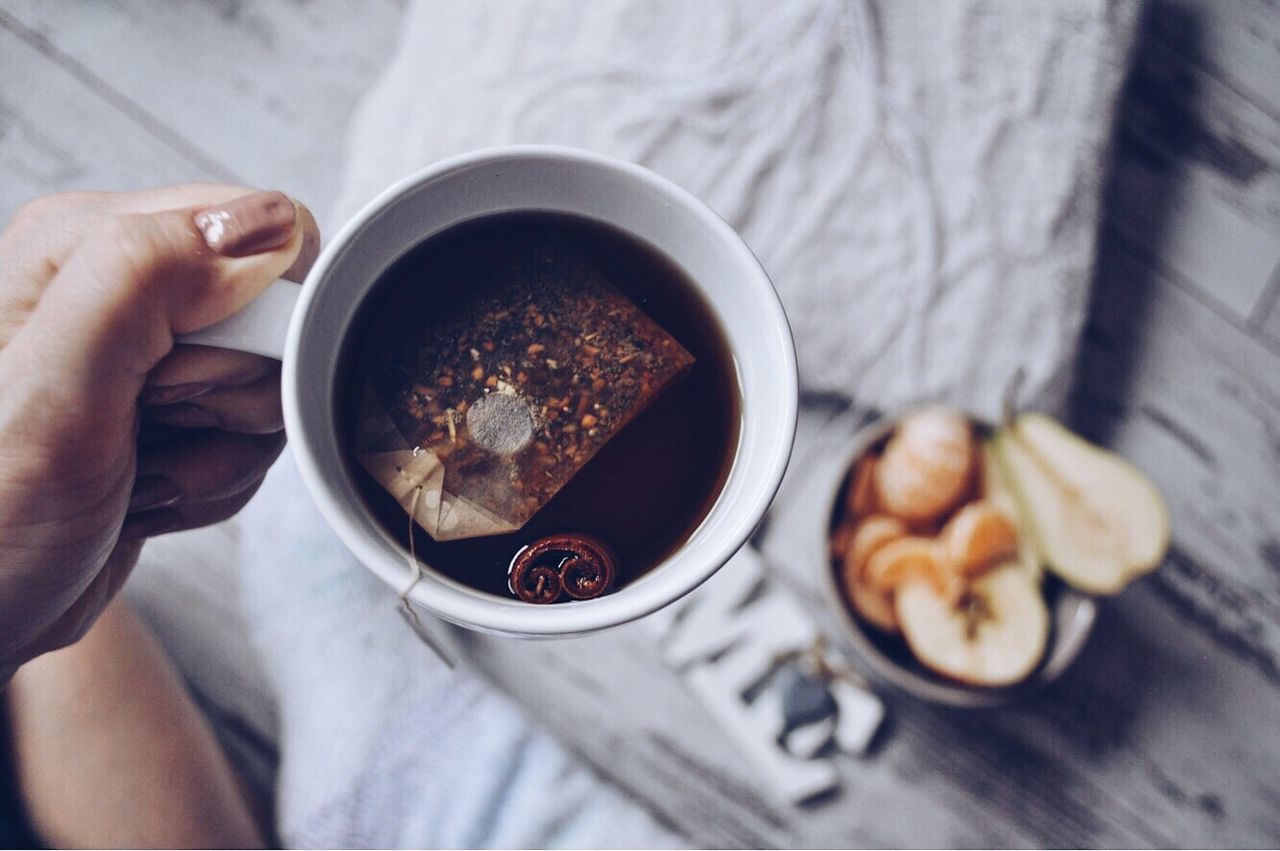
2, 0, 1279, 847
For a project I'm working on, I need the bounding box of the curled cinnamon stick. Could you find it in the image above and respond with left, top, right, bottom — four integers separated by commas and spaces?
508, 533, 617, 604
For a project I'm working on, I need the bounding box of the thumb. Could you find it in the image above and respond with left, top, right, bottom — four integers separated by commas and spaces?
5, 191, 303, 436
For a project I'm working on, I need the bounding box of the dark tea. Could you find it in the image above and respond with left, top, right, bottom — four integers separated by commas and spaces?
337, 211, 741, 601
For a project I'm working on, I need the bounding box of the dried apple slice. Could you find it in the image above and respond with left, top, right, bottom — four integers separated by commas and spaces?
895, 563, 1048, 686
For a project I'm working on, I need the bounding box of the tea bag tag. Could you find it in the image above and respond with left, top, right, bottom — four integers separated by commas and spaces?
397, 485, 457, 669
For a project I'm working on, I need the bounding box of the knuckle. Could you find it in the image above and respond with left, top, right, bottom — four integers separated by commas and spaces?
11, 193, 69, 226
90, 214, 164, 282
85, 211, 198, 294
9, 192, 101, 231
204, 433, 283, 498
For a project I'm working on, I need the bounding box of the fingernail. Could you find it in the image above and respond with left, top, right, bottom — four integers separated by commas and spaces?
194, 190, 297, 257
145, 402, 218, 428
141, 383, 217, 406
121, 508, 182, 540
128, 475, 183, 512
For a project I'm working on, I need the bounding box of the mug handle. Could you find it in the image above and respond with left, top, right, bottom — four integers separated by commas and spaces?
175, 278, 300, 359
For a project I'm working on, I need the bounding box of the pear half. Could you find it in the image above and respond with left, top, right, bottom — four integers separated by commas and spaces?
993, 413, 1170, 595
980, 440, 1044, 586
895, 563, 1048, 687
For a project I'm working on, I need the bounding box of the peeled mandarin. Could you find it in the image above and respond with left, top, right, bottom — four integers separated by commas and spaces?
897, 407, 973, 464
844, 515, 909, 584
874, 408, 975, 523
829, 521, 857, 561
845, 454, 879, 517
847, 575, 899, 633
865, 536, 951, 594
943, 500, 1020, 576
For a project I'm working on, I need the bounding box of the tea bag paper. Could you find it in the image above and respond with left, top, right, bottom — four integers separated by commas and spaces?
355, 243, 694, 541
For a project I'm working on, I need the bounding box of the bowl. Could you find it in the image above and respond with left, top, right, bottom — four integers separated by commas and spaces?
815, 411, 1097, 708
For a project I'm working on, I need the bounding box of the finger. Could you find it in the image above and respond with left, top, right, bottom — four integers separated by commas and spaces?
129, 430, 284, 511
0, 186, 252, 303
121, 485, 264, 541
143, 366, 283, 434
138, 421, 195, 448
143, 346, 278, 404
0, 184, 319, 288
281, 202, 320, 283
121, 188, 320, 282
0, 192, 116, 287
2, 192, 303, 475
0, 193, 115, 347
0, 189, 318, 361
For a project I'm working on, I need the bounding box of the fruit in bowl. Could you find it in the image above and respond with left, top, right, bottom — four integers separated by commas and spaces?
829, 407, 1169, 690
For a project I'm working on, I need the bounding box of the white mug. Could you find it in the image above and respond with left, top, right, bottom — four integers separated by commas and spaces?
183, 145, 797, 637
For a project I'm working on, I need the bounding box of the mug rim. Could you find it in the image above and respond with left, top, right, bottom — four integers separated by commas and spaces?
282, 145, 799, 636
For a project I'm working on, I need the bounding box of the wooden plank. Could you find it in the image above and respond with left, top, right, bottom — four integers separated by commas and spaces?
1258, 263, 1280, 350
457, 398, 1280, 847
2, 0, 401, 232
1072, 233, 1280, 686
1104, 158, 1279, 321
1109, 17, 1280, 321
757, 401, 1280, 847
1149, 0, 1280, 123
0, 21, 215, 221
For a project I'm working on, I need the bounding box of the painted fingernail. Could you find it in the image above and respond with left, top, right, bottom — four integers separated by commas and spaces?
145, 402, 218, 428
128, 475, 183, 512
121, 508, 182, 540
141, 383, 217, 406
194, 190, 297, 257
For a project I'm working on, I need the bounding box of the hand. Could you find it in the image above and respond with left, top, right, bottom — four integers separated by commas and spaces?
0, 185, 320, 677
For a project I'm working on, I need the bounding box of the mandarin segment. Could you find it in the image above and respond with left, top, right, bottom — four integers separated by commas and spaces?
943, 500, 1020, 576
845, 454, 879, 517
847, 576, 899, 633
864, 536, 952, 595
845, 515, 909, 584
829, 521, 857, 561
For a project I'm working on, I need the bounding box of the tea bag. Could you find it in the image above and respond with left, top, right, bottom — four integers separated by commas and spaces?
355, 242, 695, 541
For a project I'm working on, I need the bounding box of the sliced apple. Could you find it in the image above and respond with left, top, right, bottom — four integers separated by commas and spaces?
979, 440, 1044, 585
993, 413, 1170, 595
895, 563, 1048, 686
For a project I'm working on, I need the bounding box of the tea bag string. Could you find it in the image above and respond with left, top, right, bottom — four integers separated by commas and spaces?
397, 482, 456, 668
